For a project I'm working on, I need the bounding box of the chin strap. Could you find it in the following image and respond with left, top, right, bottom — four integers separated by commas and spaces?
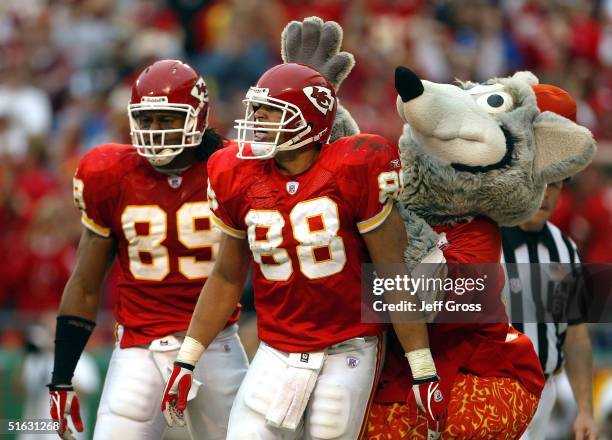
279, 126, 328, 152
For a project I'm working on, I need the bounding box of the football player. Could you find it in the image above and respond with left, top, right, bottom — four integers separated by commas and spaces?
47, 60, 249, 440
161, 63, 438, 439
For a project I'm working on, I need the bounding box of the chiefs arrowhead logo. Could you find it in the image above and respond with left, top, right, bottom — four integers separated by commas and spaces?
190, 77, 209, 111
303, 86, 334, 115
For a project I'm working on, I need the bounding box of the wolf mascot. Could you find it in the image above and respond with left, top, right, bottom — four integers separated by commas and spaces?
365, 67, 595, 439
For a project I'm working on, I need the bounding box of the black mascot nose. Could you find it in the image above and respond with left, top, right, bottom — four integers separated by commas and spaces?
395, 66, 424, 103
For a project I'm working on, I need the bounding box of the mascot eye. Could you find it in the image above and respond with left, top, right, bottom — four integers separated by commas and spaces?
487, 95, 504, 107
476, 92, 513, 113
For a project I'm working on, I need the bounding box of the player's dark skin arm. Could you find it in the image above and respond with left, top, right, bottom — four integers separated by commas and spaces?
58, 229, 116, 320
362, 205, 430, 352
186, 233, 251, 348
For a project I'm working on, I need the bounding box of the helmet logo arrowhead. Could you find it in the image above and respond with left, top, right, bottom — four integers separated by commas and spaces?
303, 86, 334, 115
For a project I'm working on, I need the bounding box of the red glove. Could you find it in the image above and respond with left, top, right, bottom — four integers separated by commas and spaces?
48, 385, 83, 440
412, 375, 447, 440
161, 361, 194, 427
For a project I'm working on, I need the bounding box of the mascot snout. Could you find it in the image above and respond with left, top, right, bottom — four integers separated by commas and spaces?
394, 65, 509, 168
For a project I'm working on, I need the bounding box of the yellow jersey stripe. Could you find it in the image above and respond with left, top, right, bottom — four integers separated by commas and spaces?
210, 212, 247, 239
81, 213, 111, 237
357, 201, 393, 234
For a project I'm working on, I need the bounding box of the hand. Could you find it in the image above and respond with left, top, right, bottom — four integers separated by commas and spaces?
161, 361, 194, 427
412, 375, 447, 440
573, 411, 597, 440
48, 384, 83, 440
281, 16, 354, 91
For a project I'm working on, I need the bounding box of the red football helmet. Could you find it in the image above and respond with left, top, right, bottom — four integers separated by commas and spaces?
128, 59, 209, 166
234, 63, 337, 159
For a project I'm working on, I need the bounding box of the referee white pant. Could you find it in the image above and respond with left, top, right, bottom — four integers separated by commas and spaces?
521, 376, 556, 440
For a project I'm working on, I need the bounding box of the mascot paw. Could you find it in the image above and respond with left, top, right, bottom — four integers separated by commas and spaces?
281, 16, 354, 91
281, 16, 359, 140
399, 207, 441, 271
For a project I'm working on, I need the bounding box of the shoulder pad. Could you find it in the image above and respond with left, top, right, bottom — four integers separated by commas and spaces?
78, 144, 138, 178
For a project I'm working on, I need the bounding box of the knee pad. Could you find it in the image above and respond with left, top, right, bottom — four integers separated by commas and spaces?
308, 382, 350, 439
243, 366, 282, 416
106, 354, 162, 422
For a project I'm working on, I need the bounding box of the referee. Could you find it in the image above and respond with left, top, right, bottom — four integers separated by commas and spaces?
501, 84, 596, 440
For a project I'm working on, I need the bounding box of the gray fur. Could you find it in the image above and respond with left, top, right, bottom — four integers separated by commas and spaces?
281, 16, 359, 140
330, 104, 359, 140
398, 71, 596, 227
392, 68, 595, 269
532, 111, 596, 183
398, 207, 439, 270
399, 106, 545, 226
281, 16, 354, 91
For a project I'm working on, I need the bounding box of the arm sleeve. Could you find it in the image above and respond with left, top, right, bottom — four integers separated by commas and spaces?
353, 137, 402, 234
206, 158, 246, 239
50, 316, 95, 386
73, 158, 116, 238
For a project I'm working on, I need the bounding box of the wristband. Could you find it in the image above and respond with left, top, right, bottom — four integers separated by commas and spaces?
405, 348, 437, 380
47, 384, 74, 391
176, 336, 205, 367
51, 315, 95, 385
174, 361, 195, 371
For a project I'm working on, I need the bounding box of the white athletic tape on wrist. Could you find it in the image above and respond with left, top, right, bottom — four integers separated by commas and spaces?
406, 348, 436, 379
176, 336, 205, 366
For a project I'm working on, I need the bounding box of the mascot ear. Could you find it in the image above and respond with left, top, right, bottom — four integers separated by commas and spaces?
533, 111, 596, 183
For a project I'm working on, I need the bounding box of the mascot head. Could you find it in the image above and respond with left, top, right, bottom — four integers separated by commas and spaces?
394, 67, 596, 226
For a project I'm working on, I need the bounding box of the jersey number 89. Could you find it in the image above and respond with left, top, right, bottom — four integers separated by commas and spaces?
120, 203, 218, 281
73, 178, 218, 281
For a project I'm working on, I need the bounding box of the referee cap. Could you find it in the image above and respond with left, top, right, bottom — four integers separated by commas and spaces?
532, 84, 577, 123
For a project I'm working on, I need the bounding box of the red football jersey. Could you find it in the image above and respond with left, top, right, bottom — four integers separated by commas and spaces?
74, 143, 239, 348
208, 135, 402, 352
375, 217, 545, 403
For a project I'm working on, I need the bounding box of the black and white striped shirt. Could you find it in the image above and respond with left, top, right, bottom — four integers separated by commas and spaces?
501, 222, 582, 378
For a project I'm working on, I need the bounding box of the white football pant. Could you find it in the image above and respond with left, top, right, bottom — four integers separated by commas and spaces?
227, 334, 384, 440
94, 324, 248, 440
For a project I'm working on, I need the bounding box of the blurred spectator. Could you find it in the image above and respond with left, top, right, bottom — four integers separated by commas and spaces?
572, 164, 612, 263
192, 0, 283, 103
0, 61, 51, 161
16, 313, 100, 440
4, 194, 78, 313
